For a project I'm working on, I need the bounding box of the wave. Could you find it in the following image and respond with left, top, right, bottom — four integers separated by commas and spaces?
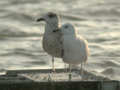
0, 24, 42, 38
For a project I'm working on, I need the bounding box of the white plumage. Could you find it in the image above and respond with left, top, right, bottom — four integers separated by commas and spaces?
61, 23, 89, 65
36, 12, 89, 80
61, 23, 89, 79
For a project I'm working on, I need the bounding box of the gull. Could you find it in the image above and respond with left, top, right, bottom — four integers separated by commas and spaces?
36, 12, 62, 71
60, 23, 89, 80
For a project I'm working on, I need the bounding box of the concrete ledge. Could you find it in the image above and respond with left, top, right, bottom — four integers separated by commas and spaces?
0, 80, 119, 90
0, 69, 119, 90
0, 81, 100, 90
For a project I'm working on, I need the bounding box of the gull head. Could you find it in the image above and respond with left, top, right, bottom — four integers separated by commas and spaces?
61, 23, 76, 35
36, 12, 59, 25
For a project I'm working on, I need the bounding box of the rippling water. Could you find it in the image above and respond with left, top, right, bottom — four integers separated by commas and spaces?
0, 0, 120, 80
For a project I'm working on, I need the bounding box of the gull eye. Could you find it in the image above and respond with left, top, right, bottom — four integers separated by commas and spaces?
48, 13, 55, 18
64, 25, 68, 28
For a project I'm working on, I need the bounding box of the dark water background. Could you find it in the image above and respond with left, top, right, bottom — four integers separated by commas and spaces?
0, 0, 120, 80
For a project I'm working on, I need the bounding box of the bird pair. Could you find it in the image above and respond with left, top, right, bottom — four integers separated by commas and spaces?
36, 12, 89, 80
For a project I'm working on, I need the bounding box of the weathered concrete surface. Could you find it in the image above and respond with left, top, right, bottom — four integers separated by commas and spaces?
0, 69, 119, 90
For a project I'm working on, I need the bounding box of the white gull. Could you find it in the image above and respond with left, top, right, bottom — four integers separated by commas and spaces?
61, 23, 89, 80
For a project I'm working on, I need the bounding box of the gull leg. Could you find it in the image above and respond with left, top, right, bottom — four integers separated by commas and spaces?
49, 56, 55, 81
64, 63, 67, 72
80, 63, 83, 80
69, 64, 72, 81
48, 74, 52, 81
52, 56, 55, 72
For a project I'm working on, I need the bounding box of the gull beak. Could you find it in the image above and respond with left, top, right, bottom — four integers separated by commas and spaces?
36, 18, 45, 22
